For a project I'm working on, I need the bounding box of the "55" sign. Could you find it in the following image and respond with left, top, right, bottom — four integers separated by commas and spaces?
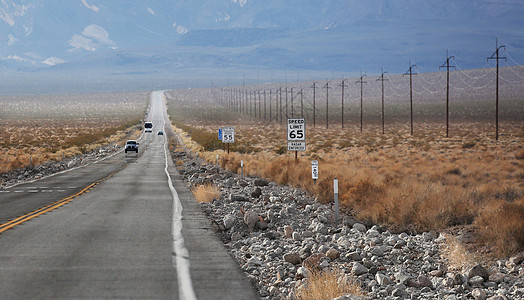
222, 127, 235, 143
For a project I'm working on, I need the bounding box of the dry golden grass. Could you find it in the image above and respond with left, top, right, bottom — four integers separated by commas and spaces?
0, 92, 147, 173
192, 184, 221, 203
474, 196, 524, 256
296, 269, 364, 300
439, 233, 481, 272
167, 89, 524, 256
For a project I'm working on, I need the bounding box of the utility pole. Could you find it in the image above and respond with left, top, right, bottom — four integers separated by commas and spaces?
279, 87, 283, 124
404, 61, 417, 136
376, 68, 388, 134
487, 39, 506, 141
298, 88, 304, 118
440, 50, 455, 138
324, 82, 331, 128
285, 87, 288, 119
258, 90, 262, 119
340, 79, 348, 128
311, 82, 318, 127
290, 87, 294, 118
355, 73, 367, 132
263, 89, 267, 121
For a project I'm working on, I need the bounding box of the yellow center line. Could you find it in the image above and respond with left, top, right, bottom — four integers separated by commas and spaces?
0, 167, 123, 234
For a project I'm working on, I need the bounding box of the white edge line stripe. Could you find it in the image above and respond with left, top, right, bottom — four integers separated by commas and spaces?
158, 91, 197, 300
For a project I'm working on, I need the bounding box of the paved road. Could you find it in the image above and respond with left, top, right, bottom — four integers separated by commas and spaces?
0, 91, 257, 299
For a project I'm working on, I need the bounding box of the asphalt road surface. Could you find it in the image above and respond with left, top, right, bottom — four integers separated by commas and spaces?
0, 91, 257, 299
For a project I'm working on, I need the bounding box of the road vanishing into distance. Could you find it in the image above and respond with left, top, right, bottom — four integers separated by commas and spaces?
0, 91, 257, 299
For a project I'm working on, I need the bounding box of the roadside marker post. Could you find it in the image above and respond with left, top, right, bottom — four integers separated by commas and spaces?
287, 118, 306, 161
311, 160, 318, 184
334, 178, 339, 225
241, 160, 244, 179
216, 154, 219, 169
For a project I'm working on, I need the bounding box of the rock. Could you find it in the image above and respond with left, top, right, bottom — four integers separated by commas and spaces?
510, 254, 524, 265
283, 253, 301, 265
394, 272, 411, 285
489, 272, 505, 283
223, 215, 236, 230
244, 210, 259, 230
256, 220, 268, 230
254, 178, 269, 186
467, 264, 489, 281
353, 223, 366, 232
292, 231, 302, 241
370, 247, 384, 257
486, 296, 508, 300
391, 288, 408, 298
352, 262, 368, 276
230, 194, 248, 202
302, 253, 324, 271
296, 266, 308, 279
251, 187, 262, 198
469, 276, 484, 287
231, 232, 242, 241
417, 275, 433, 288
283, 225, 293, 238
346, 252, 362, 261
472, 288, 487, 300
247, 256, 264, 267
326, 248, 340, 260
376, 273, 392, 285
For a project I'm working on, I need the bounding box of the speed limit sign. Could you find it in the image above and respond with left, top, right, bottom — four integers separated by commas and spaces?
287, 119, 305, 151
222, 127, 235, 143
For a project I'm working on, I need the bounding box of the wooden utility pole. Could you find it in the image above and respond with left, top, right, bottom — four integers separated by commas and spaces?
355, 73, 367, 132
340, 79, 348, 128
376, 68, 388, 134
404, 61, 417, 136
284, 87, 288, 119
279, 87, 283, 124
324, 82, 331, 128
487, 39, 506, 140
290, 87, 294, 118
311, 82, 318, 127
440, 50, 455, 138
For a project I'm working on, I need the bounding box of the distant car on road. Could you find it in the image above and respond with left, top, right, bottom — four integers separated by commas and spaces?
125, 140, 139, 153
144, 122, 153, 133
157, 130, 163, 135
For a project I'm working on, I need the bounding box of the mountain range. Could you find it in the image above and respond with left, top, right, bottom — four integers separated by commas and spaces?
0, 0, 523, 93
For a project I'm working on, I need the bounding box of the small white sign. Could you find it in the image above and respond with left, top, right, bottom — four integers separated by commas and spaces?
222, 127, 235, 143
287, 118, 305, 141
311, 160, 319, 179
287, 141, 306, 151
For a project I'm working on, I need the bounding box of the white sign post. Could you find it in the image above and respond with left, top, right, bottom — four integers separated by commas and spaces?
222, 127, 235, 154
334, 178, 339, 224
311, 160, 319, 184
287, 118, 306, 160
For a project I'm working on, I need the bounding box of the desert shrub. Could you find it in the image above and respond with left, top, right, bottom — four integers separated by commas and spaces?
474, 196, 524, 255
192, 184, 221, 203
295, 269, 363, 300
